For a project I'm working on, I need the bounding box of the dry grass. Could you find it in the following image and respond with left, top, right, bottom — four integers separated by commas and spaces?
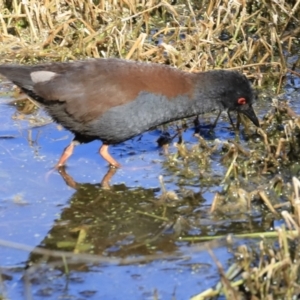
0, 0, 300, 90
173, 101, 300, 298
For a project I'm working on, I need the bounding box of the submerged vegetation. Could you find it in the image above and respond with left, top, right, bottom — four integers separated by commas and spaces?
1, 0, 300, 299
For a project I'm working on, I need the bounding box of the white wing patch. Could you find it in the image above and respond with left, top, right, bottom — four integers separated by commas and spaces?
30, 71, 57, 83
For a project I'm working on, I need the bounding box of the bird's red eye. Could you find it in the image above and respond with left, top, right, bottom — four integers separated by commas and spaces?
237, 97, 246, 105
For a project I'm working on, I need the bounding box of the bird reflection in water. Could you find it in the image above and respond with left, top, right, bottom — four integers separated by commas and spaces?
26, 167, 192, 274
58, 165, 118, 190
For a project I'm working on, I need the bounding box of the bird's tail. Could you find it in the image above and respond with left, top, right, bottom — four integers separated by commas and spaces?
0, 65, 35, 90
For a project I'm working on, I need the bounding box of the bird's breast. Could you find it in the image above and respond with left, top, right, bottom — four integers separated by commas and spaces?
87, 91, 213, 144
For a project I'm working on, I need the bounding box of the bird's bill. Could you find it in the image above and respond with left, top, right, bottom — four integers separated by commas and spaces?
238, 104, 260, 127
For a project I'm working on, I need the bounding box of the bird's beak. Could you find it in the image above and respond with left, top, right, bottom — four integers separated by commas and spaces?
238, 104, 260, 127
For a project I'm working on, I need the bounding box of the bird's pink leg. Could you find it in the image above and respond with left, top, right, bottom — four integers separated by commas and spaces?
99, 144, 121, 168
55, 141, 76, 168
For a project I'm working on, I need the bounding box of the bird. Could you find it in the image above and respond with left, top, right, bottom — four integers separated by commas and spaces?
0, 58, 259, 168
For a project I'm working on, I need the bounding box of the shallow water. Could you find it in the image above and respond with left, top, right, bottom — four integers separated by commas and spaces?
0, 74, 300, 299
